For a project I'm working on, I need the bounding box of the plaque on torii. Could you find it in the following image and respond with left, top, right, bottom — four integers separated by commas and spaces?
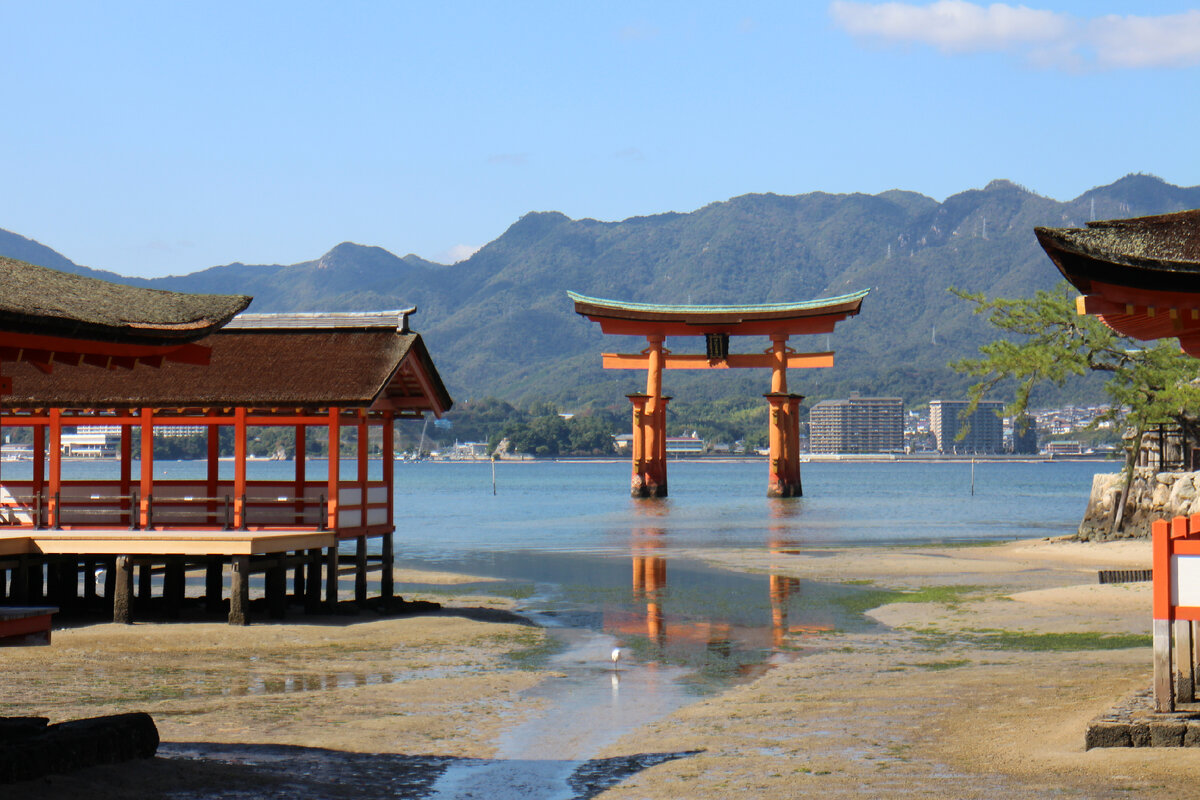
569, 290, 868, 498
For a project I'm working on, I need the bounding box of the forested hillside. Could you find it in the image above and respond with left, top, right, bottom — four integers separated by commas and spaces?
5, 174, 1199, 418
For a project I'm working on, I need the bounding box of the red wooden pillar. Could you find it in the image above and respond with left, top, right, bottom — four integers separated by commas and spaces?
382, 412, 394, 529
139, 408, 154, 529
47, 409, 61, 528
357, 410, 368, 529
787, 394, 804, 496
294, 424, 306, 524
207, 411, 220, 525
32, 423, 45, 527
233, 407, 247, 530
766, 334, 802, 498
327, 408, 340, 533
765, 393, 789, 498
119, 411, 133, 526
640, 335, 668, 498
627, 394, 648, 496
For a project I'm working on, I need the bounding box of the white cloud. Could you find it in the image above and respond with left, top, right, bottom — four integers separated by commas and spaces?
830, 1, 1068, 53
1088, 12, 1200, 69
829, 2, 1200, 70
444, 244, 481, 264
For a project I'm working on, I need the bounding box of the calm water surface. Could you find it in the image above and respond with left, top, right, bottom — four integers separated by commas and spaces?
33, 458, 1109, 797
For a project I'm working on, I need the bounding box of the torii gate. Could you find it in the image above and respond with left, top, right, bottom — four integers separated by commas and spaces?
569, 290, 868, 498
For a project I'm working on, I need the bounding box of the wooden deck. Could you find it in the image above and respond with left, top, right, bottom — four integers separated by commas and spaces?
0, 527, 337, 556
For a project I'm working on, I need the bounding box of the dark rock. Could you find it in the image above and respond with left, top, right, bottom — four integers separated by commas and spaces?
1131, 722, 1152, 747
0, 718, 48, 744
0, 712, 158, 784
1151, 721, 1187, 747
1184, 721, 1200, 746
1085, 721, 1131, 749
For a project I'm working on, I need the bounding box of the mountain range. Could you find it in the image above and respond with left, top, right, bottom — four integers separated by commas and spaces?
4, 174, 1199, 412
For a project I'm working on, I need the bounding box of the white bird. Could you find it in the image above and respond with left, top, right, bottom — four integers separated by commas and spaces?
611, 647, 621, 669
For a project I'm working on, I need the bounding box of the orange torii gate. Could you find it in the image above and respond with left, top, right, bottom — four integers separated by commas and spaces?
569, 290, 868, 498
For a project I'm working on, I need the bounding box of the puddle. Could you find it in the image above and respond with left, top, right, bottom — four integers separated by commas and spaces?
417, 553, 889, 799
429, 624, 696, 799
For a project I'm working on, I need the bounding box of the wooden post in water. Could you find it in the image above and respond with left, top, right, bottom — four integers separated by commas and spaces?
113, 555, 134, 624
229, 555, 250, 626
325, 546, 340, 612
266, 559, 286, 620
355, 536, 368, 607
381, 532, 394, 606
305, 548, 322, 613
205, 560, 224, 614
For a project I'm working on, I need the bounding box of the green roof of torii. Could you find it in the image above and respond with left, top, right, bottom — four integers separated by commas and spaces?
566, 289, 869, 316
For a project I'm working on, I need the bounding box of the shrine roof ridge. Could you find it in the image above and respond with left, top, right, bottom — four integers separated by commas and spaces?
566, 289, 870, 315
1036, 208, 1200, 294
0, 256, 250, 344
224, 308, 418, 334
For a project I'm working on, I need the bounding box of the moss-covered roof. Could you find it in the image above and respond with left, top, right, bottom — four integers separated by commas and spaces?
0, 256, 251, 344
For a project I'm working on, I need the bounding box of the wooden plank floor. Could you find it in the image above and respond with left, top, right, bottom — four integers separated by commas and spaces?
0, 528, 336, 556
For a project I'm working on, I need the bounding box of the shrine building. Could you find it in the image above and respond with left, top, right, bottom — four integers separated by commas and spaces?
0, 257, 451, 628
1039, 209, 1200, 714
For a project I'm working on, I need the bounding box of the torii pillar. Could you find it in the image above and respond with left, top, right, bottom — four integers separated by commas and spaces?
627, 335, 670, 497
765, 334, 804, 498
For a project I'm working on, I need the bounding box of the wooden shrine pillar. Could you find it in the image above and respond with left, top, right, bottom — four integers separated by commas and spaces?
139, 408, 154, 529
766, 334, 803, 498
326, 408, 341, 611
207, 412, 220, 526
47, 409, 61, 528
233, 407, 247, 530
119, 411, 133, 527
787, 394, 804, 495
633, 334, 669, 498
32, 424, 44, 528
327, 408, 340, 532
627, 394, 649, 496
381, 412, 395, 603
357, 411, 368, 530
294, 424, 306, 525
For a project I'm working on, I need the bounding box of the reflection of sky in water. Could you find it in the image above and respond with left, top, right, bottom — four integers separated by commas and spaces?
30, 459, 1103, 698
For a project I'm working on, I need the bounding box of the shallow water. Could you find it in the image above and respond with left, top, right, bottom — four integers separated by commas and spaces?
43, 458, 1107, 798
399, 459, 1102, 798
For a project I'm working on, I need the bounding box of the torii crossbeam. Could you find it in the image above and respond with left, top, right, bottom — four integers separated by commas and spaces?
569, 290, 869, 498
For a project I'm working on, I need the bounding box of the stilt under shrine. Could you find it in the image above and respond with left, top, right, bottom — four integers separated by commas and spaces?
569, 291, 868, 498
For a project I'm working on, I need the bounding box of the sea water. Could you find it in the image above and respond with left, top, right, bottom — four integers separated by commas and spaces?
33, 458, 1109, 797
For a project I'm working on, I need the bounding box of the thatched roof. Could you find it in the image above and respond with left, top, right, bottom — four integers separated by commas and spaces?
1036, 209, 1200, 294
0, 257, 250, 344
0, 313, 452, 416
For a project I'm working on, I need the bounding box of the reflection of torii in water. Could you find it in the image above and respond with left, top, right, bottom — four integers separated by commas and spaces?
617, 501, 832, 655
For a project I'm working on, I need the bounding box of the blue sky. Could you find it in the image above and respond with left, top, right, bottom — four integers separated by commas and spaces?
2, 1, 1198, 277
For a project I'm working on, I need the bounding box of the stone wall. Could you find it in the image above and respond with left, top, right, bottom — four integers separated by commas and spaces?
1077, 468, 1200, 541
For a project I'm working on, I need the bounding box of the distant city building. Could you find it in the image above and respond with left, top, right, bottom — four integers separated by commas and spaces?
60, 433, 118, 458
666, 434, 705, 455
1045, 440, 1083, 456
929, 400, 1004, 454
1011, 414, 1038, 454
614, 433, 707, 455
809, 394, 904, 454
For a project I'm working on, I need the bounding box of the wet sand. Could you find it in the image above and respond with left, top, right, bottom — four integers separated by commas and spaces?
6, 541, 1197, 799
